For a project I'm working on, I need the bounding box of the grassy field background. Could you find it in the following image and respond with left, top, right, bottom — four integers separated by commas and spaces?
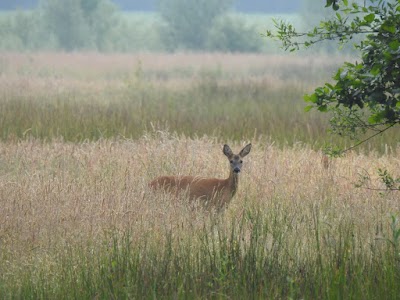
0, 52, 399, 298
1, 52, 398, 150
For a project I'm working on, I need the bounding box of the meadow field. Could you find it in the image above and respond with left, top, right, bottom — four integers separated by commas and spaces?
1, 52, 398, 149
0, 52, 399, 298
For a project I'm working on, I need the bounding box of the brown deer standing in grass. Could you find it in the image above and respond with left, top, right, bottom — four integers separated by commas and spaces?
149, 143, 252, 211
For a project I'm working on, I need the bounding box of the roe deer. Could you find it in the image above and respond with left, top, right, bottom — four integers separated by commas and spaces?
149, 143, 252, 211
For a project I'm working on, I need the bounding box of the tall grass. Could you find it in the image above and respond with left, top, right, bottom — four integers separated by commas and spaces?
0, 136, 399, 298
0, 52, 399, 298
1, 52, 399, 151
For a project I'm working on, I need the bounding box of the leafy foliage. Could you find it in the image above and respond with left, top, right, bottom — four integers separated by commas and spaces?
267, 0, 400, 149
266, 0, 400, 190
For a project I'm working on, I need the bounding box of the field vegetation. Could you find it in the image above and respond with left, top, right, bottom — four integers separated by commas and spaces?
0, 52, 399, 298
1, 52, 398, 150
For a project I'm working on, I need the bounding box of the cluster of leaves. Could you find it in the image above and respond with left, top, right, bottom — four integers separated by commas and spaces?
307, 1, 399, 137
266, 0, 400, 191
268, 0, 400, 147
326, 0, 343, 11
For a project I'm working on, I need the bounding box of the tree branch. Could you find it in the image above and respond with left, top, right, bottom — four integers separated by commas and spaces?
341, 123, 397, 154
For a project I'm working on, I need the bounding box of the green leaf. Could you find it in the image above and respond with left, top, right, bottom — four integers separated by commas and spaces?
325, 83, 334, 90
325, 0, 333, 8
370, 64, 381, 76
368, 112, 383, 124
318, 105, 328, 112
315, 87, 325, 96
383, 50, 392, 60
304, 105, 314, 112
382, 24, 396, 33
354, 63, 363, 71
364, 13, 375, 23
389, 40, 400, 50
304, 93, 318, 103
396, 101, 400, 108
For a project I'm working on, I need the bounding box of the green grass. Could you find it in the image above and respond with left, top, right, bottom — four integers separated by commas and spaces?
0, 79, 325, 143
1, 52, 398, 152
0, 81, 396, 151
1, 209, 399, 299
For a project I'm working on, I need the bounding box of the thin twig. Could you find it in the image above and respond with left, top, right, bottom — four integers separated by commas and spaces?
341, 123, 397, 154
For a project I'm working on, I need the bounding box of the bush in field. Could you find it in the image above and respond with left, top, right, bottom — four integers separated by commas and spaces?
207, 14, 262, 52
40, 0, 120, 51
158, 0, 233, 51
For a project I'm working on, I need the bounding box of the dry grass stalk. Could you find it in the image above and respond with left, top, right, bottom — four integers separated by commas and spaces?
0, 134, 398, 261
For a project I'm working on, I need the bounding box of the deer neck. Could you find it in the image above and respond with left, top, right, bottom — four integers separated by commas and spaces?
226, 170, 239, 197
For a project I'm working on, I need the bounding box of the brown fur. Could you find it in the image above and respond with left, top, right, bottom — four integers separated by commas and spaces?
149, 144, 252, 211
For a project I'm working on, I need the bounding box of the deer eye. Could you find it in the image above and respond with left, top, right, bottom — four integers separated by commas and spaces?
240, 160, 243, 163
230, 160, 233, 164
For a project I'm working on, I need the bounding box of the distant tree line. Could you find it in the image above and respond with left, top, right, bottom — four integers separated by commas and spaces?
0, 0, 269, 52
3, 0, 350, 53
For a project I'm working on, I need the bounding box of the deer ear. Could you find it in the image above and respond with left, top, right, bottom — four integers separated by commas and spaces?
223, 144, 233, 158
239, 143, 252, 157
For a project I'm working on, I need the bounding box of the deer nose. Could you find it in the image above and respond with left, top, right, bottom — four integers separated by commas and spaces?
233, 167, 241, 173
